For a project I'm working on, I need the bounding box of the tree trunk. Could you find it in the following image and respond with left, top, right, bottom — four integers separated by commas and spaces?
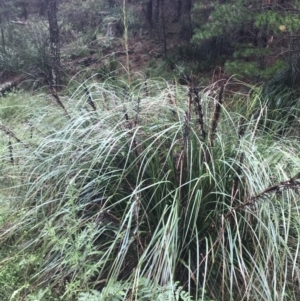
154, 0, 159, 29
161, 0, 167, 55
180, 0, 192, 40
145, 0, 153, 29
0, 14, 5, 49
173, 0, 182, 23
39, 0, 48, 16
1, 26, 4, 48
46, 0, 60, 89
18, 1, 29, 20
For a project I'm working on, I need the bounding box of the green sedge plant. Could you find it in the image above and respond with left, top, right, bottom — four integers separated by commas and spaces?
0, 77, 300, 300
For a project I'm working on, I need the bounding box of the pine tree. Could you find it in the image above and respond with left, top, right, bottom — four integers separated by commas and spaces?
192, 0, 300, 79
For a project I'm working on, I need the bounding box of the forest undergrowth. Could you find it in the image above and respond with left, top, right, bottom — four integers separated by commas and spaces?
1, 76, 300, 301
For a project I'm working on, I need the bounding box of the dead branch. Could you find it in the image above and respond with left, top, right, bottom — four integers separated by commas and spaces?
226, 174, 300, 218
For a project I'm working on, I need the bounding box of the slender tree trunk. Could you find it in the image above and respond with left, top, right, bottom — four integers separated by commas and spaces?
47, 0, 60, 89
187, 0, 192, 40
161, 0, 167, 55
145, 0, 153, 29
39, 0, 48, 16
18, 1, 28, 20
0, 14, 5, 49
1, 26, 4, 48
154, 0, 159, 31
181, 0, 192, 40
174, 0, 182, 23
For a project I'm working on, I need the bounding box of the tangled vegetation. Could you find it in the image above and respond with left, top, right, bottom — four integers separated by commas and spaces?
1, 1, 300, 300
1, 77, 300, 300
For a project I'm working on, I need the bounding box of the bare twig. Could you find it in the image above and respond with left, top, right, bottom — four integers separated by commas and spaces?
144, 81, 149, 97
50, 87, 71, 119
226, 175, 300, 218
8, 140, 14, 165
83, 84, 97, 112
0, 125, 29, 148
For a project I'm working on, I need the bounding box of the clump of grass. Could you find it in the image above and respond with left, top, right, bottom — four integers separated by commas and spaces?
1, 78, 300, 300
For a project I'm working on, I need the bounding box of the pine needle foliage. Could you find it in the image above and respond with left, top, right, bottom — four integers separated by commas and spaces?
192, 0, 300, 79
1, 78, 300, 300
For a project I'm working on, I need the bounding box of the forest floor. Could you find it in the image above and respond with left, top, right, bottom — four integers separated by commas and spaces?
0, 32, 188, 93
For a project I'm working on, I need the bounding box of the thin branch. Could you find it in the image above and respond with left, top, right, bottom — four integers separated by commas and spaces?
0, 125, 29, 148
8, 140, 14, 165
226, 175, 300, 218
84, 84, 97, 112
50, 87, 71, 119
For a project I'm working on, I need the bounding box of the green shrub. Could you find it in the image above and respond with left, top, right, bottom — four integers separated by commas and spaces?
0, 19, 50, 75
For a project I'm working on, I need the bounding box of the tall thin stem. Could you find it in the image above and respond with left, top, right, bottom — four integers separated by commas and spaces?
123, 0, 131, 83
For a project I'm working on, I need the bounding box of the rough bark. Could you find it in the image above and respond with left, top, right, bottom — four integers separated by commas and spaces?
161, 0, 167, 55
46, 0, 60, 89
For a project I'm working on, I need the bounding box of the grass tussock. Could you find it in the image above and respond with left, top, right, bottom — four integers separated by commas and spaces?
1, 78, 300, 300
